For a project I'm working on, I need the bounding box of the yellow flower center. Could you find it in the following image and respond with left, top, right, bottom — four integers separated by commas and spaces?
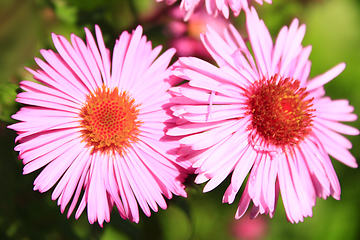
79, 85, 141, 155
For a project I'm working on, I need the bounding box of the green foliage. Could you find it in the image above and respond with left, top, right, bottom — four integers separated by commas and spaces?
0, 83, 18, 122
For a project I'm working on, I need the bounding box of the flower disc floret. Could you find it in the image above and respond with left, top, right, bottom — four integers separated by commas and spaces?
80, 85, 141, 155
245, 75, 315, 148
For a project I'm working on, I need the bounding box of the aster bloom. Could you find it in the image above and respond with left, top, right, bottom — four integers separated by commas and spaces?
168, 7, 358, 223
8, 25, 190, 226
167, 6, 229, 58
157, 0, 272, 20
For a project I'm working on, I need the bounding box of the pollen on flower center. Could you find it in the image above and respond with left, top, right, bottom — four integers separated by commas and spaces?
79, 85, 141, 155
244, 75, 315, 147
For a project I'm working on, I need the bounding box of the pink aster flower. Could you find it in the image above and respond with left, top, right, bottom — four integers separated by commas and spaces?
157, 0, 272, 20
8, 25, 190, 226
168, 7, 358, 223
167, 6, 229, 58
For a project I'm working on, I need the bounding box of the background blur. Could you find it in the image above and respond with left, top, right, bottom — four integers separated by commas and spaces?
1, 0, 360, 239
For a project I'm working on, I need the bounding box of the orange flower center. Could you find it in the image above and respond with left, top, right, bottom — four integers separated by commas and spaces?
245, 75, 314, 147
79, 85, 141, 155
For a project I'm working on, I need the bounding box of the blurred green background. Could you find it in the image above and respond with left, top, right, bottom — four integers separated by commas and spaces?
1, 0, 360, 239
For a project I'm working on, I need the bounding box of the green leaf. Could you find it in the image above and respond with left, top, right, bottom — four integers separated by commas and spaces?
0, 83, 19, 123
